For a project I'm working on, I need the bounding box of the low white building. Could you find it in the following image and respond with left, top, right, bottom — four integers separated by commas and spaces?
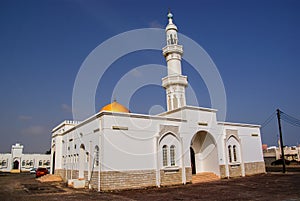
0, 143, 51, 173
51, 12, 265, 191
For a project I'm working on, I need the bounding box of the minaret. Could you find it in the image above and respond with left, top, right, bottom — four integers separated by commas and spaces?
162, 12, 188, 111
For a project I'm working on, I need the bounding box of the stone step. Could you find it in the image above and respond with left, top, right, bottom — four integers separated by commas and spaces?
192, 172, 219, 183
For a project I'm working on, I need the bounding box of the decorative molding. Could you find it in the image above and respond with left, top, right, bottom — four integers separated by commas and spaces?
158, 125, 179, 140
225, 129, 239, 141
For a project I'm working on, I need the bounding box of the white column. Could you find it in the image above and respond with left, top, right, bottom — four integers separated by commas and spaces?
180, 137, 186, 184
155, 135, 161, 187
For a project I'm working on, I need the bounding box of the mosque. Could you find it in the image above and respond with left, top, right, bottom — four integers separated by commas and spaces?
50, 13, 265, 191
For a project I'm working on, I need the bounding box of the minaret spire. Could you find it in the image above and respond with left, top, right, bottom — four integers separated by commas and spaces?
162, 12, 188, 111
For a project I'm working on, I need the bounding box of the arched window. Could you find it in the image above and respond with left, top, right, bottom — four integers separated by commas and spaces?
29, 160, 33, 166
228, 145, 232, 163
233, 145, 237, 162
162, 145, 168, 166
95, 146, 99, 167
2, 160, 6, 167
22, 160, 25, 167
39, 160, 42, 166
170, 145, 175, 166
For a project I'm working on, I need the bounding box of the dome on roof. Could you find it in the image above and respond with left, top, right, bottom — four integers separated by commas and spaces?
100, 101, 130, 113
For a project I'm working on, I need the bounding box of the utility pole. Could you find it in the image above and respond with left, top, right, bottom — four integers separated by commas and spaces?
276, 109, 286, 173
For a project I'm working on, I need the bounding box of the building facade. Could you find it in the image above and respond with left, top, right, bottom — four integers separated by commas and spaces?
51, 13, 265, 191
263, 145, 300, 166
0, 143, 51, 173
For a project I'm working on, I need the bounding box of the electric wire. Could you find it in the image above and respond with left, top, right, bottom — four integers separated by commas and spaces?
280, 111, 300, 127
261, 111, 276, 128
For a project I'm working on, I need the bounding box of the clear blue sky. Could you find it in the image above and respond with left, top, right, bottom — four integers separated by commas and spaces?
0, 0, 299, 153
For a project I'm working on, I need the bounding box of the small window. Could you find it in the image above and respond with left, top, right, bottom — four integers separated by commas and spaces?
233, 145, 237, 162
39, 160, 42, 166
228, 145, 232, 163
22, 160, 26, 166
95, 146, 100, 167
170, 145, 175, 166
162, 145, 168, 166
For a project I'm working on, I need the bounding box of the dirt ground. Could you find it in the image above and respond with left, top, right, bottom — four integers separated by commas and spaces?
0, 171, 300, 201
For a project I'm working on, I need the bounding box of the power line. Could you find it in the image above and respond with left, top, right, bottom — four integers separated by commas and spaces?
280, 111, 300, 127
261, 111, 276, 128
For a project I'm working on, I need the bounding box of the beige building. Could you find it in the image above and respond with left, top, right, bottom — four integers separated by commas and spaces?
263, 145, 300, 166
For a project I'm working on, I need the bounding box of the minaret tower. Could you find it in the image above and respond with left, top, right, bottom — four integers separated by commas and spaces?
162, 12, 188, 111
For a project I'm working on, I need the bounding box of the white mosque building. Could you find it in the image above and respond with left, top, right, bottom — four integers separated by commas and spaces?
0, 143, 51, 173
50, 13, 265, 191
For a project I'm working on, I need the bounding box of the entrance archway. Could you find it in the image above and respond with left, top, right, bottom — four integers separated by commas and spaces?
190, 131, 219, 175
13, 160, 19, 169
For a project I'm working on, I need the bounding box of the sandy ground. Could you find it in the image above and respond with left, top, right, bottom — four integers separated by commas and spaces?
0, 170, 300, 201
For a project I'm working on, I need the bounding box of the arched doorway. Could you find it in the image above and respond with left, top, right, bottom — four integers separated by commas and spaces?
190, 131, 219, 175
79, 144, 85, 179
13, 160, 19, 169
52, 151, 56, 174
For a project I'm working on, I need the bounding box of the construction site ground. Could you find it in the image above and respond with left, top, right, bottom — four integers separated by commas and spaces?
0, 167, 300, 201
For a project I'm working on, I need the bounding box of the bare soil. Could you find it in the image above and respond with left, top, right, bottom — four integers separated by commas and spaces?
0, 171, 299, 201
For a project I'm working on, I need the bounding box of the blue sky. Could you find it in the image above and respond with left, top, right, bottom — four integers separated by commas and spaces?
0, 0, 299, 153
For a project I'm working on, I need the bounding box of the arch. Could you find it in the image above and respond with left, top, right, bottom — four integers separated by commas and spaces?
159, 133, 181, 168
190, 131, 219, 175
1, 160, 7, 167
226, 136, 241, 163
13, 160, 19, 169
158, 132, 180, 144
226, 134, 240, 142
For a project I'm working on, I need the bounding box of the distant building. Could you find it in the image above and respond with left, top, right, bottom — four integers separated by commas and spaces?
0, 143, 51, 173
263, 144, 300, 166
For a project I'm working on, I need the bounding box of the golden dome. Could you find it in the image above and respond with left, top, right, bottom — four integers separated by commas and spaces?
100, 101, 130, 113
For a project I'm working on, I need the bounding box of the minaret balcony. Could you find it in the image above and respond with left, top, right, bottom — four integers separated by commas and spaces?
162, 45, 183, 56
162, 75, 188, 88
